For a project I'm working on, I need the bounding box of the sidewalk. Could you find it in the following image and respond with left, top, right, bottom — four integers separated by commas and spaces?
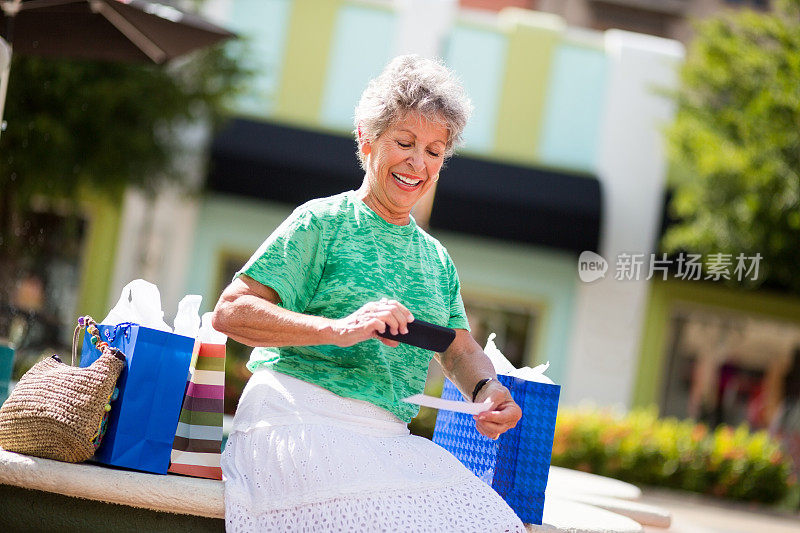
639, 488, 800, 533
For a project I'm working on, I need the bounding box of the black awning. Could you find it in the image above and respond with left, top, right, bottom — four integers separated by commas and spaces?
430, 157, 602, 255
207, 118, 602, 254
207, 118, 363, 206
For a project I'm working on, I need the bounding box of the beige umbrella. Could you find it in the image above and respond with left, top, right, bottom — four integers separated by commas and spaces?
1, 0, 234, 63
0, 0, 235, 133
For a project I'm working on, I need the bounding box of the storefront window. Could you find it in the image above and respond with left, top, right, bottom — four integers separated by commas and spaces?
661, 306, 800, 472
462, 296, 538, 369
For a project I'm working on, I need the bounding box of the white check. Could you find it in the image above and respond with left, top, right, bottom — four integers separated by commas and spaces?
402, 394, 493, 415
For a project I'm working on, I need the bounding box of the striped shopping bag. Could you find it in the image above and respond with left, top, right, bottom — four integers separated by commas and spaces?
168, 341, 225, 479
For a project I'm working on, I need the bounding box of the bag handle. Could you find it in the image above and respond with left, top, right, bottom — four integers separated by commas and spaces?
72, 316, 127, 367
104, 322, 135, 344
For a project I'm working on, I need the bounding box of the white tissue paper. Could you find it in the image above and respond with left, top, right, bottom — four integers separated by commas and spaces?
484, 332, 517, 375
484, 333, 555, 384
174, 294, 203, 337
199, 312, 227, 345
103, 279, 173, 332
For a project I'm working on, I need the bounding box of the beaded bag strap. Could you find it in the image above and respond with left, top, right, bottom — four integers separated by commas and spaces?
71, 316, 126, 367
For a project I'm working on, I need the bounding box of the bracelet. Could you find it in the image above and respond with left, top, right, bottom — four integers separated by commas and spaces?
471, 378, 495, 402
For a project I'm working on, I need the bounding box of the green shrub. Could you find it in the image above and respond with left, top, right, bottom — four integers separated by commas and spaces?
551, 406, 795, 504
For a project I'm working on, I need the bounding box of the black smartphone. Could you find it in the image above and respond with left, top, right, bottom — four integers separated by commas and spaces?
377, 319, 456, 353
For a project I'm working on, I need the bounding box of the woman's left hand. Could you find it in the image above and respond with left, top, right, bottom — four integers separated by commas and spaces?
437, 330, 522, 440
472, 381, 522, 440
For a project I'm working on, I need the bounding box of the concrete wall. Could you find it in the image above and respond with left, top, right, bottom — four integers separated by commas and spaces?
565, 31, 683, 406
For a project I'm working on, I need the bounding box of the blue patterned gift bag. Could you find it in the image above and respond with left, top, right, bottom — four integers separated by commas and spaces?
432, 374, 560, 525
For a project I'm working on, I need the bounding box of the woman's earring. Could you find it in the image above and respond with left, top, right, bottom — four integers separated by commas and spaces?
432, 174, 440, 183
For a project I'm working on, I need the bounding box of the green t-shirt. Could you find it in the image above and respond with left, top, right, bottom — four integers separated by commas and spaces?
239, 190, 470, 422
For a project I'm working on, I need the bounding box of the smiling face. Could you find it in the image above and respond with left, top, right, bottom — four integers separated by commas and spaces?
358, 111, 448, 225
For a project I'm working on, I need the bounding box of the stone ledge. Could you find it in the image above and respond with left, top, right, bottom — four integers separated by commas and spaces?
0, 449, 224, 518
0, 448, 667, 532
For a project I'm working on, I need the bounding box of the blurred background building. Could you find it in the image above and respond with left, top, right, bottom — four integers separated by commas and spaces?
465, 0, 772, 43
5, 0, 799, 448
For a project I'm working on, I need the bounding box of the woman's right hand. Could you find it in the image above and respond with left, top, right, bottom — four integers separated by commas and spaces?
329, 298, 414, 347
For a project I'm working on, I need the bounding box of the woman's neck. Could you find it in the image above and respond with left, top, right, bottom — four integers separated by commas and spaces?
356, 183, 411, 226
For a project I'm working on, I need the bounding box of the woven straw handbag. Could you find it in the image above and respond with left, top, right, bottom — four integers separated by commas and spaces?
0, 316, 126, 463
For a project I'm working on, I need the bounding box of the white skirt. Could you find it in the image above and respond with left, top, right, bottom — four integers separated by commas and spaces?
222, 367, 526, 533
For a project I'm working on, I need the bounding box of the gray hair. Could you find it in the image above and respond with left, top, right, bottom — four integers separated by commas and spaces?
354, 55, 472, 168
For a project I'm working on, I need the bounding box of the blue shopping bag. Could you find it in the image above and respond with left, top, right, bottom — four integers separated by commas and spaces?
80, 323, 195, 474
0, 344, 14, 405
432, 374, 560, 525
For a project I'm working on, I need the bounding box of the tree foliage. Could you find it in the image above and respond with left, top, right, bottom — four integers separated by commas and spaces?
0, 33, 250, 314
663, 0, 800, 292
0, 43, 248, 203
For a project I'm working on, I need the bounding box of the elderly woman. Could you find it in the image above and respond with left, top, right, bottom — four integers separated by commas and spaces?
213, 55, 525, 532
